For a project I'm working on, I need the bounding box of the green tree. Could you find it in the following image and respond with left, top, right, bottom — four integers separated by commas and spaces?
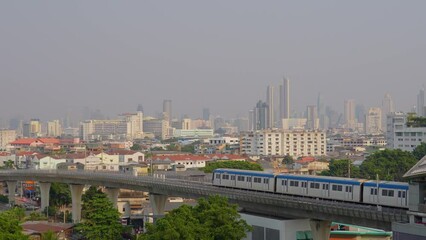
320, 159, 360, 178
0, 160, 15, 169
180, 144, 196, 154
75, 192, 123, 240
282, 155, 294, 165
203, 161, 263, 173
81, 186, 104, 204
0, 194, 9, 204
41, 230, 58, 240
140, 195, 251, 240
359, 149, 417, 181
27, 212, 47, 221
130, 144, 142, 151
412, 142, 426, 160
0, 208, 29, 240
49, 183, 71, 207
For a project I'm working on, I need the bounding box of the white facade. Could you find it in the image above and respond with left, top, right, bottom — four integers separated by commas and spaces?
365, 107, 382, 135
173, 129, 214, 138
47, 120, 62, 137
205, 137, 239, 145
240, 129, 326, 157
80, 112, 143, 141
38, 156, 66, 169
387, 112, 426, 151
0, 130, 16, 149
282, 118, 307, 130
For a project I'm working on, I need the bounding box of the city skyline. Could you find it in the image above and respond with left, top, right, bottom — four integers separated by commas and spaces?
1, 1, 426, 121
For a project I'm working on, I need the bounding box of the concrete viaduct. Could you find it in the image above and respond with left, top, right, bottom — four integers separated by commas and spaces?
0, 170, 409, 240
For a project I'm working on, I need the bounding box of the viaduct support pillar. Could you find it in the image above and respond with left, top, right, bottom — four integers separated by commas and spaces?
6, 181, 17, 206
310, 219, 331, 240
39, 182, 51, 213
150, 193, 167, 222
105, 187, 119, 208
70, 184, 85, 223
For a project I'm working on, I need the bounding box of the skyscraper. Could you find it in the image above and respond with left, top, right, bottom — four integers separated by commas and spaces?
382, 93, 394, 132
202, 108, 210, 121
306, 105, 319, 130
279, 77, 290, 120
266, 85, 274, 128
162, 100, 172, 124
344, 99, 356, 129
365, 107, 382, 135
137, 104, 144, 112
253, 101, 269, 130
417, 87, 425, 117
47, 120, 62, 137
317, 93, 327, 129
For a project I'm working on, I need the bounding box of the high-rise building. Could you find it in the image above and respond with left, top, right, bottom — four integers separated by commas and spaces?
386, 112, 426, 151
202, 108, 210, 121
266, 85, 274, 128
182, 118, 192, 130
382, 93, 394, 132
365, 107, 382, 135
47, 120, 62, 137
317, 93, 327, 129
163, 100, 172, 124
143, 118, 169, 140
344, 100, 356, 129
248, 110, 255, 131
23, 119, 42, 138
279, 77, 290, 120
0, 130, 16, 149
253, 101, 269, 130
137, 104, 144, 112
306, 105, 319, 130
417, 87, 425, 117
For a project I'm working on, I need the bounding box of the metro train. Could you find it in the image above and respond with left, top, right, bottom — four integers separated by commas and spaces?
212, 168, 409, 208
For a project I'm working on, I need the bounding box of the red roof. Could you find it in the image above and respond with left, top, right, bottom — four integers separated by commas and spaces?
22, 221, 73, 233
153, 155, 210, 162
107, 150, 138, 155
16, 151, 39, 156
37, 138, 60, 144
10, 138, 37, 145
296, 156, 316, 164
0, 152, 11, 156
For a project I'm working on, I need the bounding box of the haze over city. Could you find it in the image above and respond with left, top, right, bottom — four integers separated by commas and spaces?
1, 1, 426, 121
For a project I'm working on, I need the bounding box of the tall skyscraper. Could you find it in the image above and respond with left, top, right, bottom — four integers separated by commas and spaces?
344, 99, 356, 129
306, 105, 319, 130
365, 107, 382, 135
417, 87, 425, 116
253, 101, 269, 130
248, 110, 255, 131
280, 77, 290, 120
317, 93, 327, 129
266, 85, 274, 128
202, 108, 210, 121
382, 93, 394, 132
162, 100, 172, 124
137, 104, 144, 112
47, 120, 62, 137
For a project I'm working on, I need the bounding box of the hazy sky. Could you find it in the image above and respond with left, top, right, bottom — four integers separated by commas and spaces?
1, 1, 425, 122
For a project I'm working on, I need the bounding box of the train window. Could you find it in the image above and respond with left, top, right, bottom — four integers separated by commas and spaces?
222, 175, 229, 180
402, 191, 406, 198
231, 176, 235, 181
315, 183, 320, 189
301, 182, 307, 188
398, 191, 401, 198
345, 186, 352, 192
247, 177, 252, 182
290, 181, 299, 187
282, 180, 287, 186
264, 179, 269, 184
382, 189, 388, 196
388, 190, 394, 197
310, 183, 314, 188
237, 176, 245, 181
332, 185, 342, 191
254, 177, 261, 183
322, 184, 329, 190
216, 174, 220, 179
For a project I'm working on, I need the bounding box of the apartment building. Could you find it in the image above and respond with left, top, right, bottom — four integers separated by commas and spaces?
387, 112, 426, 151
0, 129, 16, 149
240, 129, 326, 157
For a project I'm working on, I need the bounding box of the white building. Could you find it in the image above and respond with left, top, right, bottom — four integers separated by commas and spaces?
80, 112, 143, 141
282, 118, 307, 130
205, 137, 239, 145
240, 129, 326, 157
47, 120, 62, 137
173, 129, 214, 138
365, 107, 382, 135
0, 130, 16, 149
38, 156, 66, 170
387, 112, 426, 151
143, 118, 169, 140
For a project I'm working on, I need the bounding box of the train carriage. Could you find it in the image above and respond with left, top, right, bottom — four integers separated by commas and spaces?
212, 168, 275, 193
363, 181, 409, 208
275, 174, 363, 202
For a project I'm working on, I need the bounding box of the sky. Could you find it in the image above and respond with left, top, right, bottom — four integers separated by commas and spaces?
1, 1, 426, 123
